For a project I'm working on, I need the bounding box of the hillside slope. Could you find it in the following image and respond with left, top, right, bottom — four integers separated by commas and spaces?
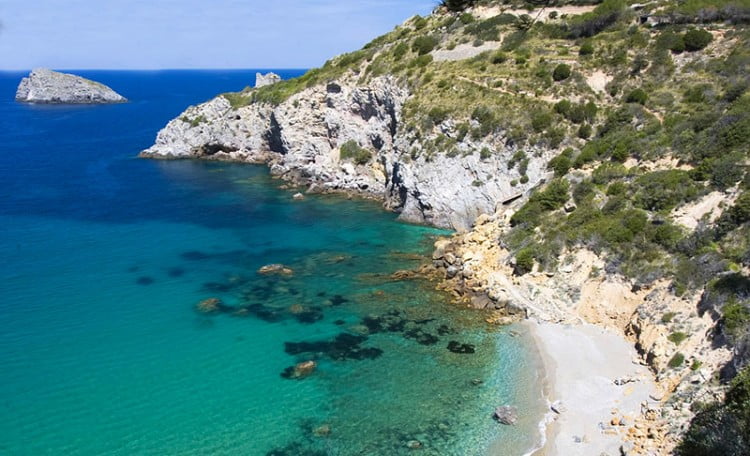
141, 0, 750, 454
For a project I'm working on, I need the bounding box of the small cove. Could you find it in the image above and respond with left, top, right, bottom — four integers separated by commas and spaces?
0, 70, 544, 455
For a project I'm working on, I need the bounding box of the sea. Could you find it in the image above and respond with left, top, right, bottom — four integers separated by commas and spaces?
0, 70, 544, 455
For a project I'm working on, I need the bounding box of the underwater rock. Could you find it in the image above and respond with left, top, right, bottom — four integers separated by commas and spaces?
195, 297, 222, 314
136, 276, 154, 285
258, 264, 294, 276
285, 332, 383, 361
312, 424, 331, 437
288, 304, 305, 314
493, 405, 518, 425
167, 267, 185, 277
281, 360, 317, 379
295, 307, 324, 324
447, 341, 475, 354
406, 440, 422, 449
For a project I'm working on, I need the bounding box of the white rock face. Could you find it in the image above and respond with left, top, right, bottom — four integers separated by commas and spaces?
141, 74, 554, 231
15, 68, 127, 104
255, 72, 281, 88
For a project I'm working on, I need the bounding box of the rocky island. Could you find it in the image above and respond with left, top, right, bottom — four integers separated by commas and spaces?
15, 68, 127, 104
141, 0, 750, 454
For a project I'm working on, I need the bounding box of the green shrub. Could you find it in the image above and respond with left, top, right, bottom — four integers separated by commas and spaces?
392, 42, 409, 60
552, 63, 572, 81
662, 312, 677, 323
634, 170, 698, 212
442, 0, 477, 12
723, 299, 750, 338
480, 147, 492, 160
625, 88, 649, 104
668, 331, 688, 345
684, 29, 713, 52
531, 110, 553, 132
515, 247, 535, 274
578, 124, 593, 139
679, 366, 750, 455
548, 154, 572, 177
554, 99, 572, 116
566, 0, 627, 38
669, 352, 685, 368
413, 54, 434, 67
657, 31, 686, 53
491, 51, 508, 64
459, 12, 475, 24
579, 41, 595, 56
413, 35, 439, 55
339, 140, 372, 165
730, 192, 750, 224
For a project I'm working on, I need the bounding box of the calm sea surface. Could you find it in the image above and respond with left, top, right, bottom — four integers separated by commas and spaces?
0, 70, 544, 455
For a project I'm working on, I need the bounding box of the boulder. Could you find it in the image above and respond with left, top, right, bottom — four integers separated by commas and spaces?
16, 68, 127, 104
281, 360, 317, 379
257, 264, 294, 276
494, 405, 518, 425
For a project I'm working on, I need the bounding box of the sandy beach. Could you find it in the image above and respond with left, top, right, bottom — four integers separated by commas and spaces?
526, 320, 658, 456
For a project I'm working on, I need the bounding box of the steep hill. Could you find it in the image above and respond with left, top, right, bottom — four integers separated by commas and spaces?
141, 1, 750, 454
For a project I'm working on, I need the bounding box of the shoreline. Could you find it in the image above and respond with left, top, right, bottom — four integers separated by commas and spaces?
523, 319, 658, 456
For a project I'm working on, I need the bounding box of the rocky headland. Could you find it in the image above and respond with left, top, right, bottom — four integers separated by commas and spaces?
15, 68, 127, 104
141, 1, 750, 454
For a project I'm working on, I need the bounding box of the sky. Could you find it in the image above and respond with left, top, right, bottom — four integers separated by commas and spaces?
0, 0, 435, 70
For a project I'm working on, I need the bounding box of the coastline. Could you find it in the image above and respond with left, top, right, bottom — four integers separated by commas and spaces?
524, 319, 658, 456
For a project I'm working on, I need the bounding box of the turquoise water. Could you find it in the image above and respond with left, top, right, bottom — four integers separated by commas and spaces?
0, 71, 543, 455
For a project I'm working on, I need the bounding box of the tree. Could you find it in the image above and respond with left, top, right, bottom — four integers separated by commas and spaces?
442, 0, 477, 12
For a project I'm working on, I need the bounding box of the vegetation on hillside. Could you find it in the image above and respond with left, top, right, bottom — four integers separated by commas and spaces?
216, 3, 750, 449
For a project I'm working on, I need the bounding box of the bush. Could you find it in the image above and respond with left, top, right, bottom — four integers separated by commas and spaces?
339, 140, 372, 165
553, 64, 572, 81
578, 124, 593, 139
625, 88, 649, 104
730, 192, 750, 224
531, 110, 553, 132
459, 12, 475, 24
579, 41, 595, 56
491, 51, 508, 64
392, 42, 409, 60
684, 29, 713, 52
412, 35, 439, 55
515, 247, 535, 274
657, 31, 685, 53
548, 154, 572, 177
635, 170, 698, 212
668, 331, 688, 345
443, 0, 477, 12
566, 0, 627, 38
679, 366, 750, 456
669, 352, 685, 368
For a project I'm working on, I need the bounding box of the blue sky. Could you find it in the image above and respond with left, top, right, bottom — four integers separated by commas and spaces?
0, 0, 435, 69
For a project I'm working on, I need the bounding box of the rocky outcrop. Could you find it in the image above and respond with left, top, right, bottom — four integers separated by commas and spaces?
15, 68, 127, 104
141, 73, 552, 231
255, 72, 281, 87
430, 208, 734, 454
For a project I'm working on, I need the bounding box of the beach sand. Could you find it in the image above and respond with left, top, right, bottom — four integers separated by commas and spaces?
526, 320, 658, 456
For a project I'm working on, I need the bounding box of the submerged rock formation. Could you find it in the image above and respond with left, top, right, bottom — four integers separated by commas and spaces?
15, 68, 127, 104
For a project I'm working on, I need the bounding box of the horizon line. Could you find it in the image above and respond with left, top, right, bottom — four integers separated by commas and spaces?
0, 67, 312, 72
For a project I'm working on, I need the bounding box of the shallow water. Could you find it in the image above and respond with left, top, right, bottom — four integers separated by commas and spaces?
0, 70, 544, 455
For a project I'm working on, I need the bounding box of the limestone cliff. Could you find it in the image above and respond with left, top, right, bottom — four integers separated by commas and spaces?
141, 74, 552, 231
16, 68, 127, 104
